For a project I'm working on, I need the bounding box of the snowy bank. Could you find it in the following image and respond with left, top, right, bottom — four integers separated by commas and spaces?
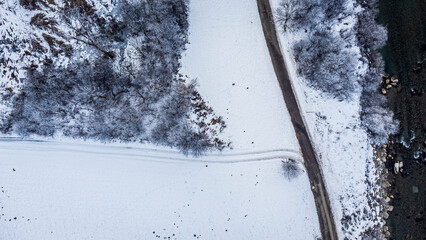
270, 0, 385, 238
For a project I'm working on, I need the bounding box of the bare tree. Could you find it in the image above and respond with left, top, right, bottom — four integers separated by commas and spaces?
276, 0, 319, 32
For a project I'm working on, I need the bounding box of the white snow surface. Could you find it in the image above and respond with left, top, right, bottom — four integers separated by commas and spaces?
0, 0, 323, 239
0, 139, 320, 240
180, 0, 300, 153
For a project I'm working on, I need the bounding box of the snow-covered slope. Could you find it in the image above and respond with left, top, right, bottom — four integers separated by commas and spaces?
0, 140, 320, 240
180, 0, 300, 152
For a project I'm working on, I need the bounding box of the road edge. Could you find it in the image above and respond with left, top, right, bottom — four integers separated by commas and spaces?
256, 0, 338, 239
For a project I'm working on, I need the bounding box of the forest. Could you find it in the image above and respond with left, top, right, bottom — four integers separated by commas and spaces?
0, 0, 226, 155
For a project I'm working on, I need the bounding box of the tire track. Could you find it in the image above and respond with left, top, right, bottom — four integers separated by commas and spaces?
0, 138, 302, 164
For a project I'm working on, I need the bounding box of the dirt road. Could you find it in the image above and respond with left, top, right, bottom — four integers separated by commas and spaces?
256, 0, 338, 239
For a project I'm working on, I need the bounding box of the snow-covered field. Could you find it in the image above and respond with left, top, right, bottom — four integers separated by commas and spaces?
180, 0, 299, 152
0, 0, 323, 239
0, 140, 320, 240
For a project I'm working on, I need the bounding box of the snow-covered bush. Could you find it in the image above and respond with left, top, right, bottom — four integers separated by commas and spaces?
277, 0, 357, 101
293, 30, 357, 100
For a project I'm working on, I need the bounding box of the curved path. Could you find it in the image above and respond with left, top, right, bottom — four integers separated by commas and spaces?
256, 0, 338, 239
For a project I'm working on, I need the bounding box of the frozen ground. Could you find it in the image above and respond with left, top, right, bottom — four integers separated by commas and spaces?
269, 0, 383, 238
180, 0, 299, 152
0, 140, 320, 240
0, 0, 323, 239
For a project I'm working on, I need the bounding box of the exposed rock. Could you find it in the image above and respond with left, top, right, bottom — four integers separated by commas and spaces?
380, 73, 390, 78
394, 162, 400, 174
383, 212, 389, 219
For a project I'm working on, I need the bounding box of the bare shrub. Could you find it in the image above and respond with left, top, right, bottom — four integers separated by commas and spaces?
282, 159, 302, 180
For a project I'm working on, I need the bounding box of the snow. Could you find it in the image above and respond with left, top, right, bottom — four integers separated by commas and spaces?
0, 140, 320, 240
0, 0, 323, 239
0, 0, 383, 237
269, 0, 384, 238
180, 0, 299, 153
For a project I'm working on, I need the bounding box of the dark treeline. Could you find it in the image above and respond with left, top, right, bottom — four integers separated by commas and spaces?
1, 0, 226, 155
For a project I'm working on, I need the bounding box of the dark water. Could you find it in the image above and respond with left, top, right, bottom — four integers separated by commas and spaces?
378, 0, 426, 239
